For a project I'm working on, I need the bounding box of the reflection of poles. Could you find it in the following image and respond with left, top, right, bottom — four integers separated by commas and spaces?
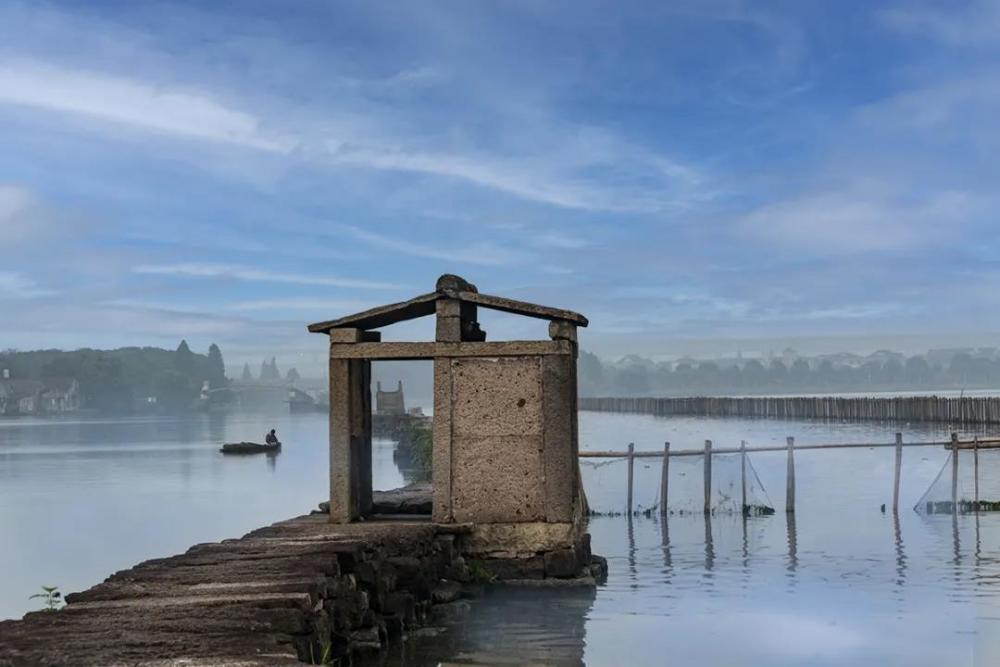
893, 432, 903, 513
893, 510, 906, 589
659, 441, 670, 517
951, 432, 959, 513
627, 513, 637, 584
704, 439, 713, 514
660, 512, 673, 574
952, 509, 960, 567
785, 510, 798, 574
786, 436, 796, 513
704, 512, 715, 572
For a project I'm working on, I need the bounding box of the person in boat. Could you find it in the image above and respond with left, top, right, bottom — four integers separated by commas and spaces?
265, 429, 279, 446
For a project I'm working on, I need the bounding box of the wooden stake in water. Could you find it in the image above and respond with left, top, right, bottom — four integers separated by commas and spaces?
951, 432, 959, 513
974, 436, 980, 512
704, 439, 713, 514
627, 442, 635, 515
786, 436, 796, 513
893, 432, 903, 513
660, 441, 670, 517
740, 440, 748, 514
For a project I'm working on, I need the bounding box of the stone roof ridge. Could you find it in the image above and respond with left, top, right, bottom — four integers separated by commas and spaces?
307, 274, 588, 334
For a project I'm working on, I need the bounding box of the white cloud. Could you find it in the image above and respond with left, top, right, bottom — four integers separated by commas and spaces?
336, 224, 525, 266
0, 185, 47, 245
0, 272, 56, 299
880, 1, 1000, 47
0, 57, 708, 213
225, 298, 371, 312
0, 59, 296, 152
131, 263, 403, 290
739, 190, 986, 255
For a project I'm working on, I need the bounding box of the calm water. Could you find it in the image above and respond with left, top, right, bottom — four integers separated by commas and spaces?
3, 410, 1000, 665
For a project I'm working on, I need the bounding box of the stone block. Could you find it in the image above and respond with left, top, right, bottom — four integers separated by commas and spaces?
543, 548, 579, 578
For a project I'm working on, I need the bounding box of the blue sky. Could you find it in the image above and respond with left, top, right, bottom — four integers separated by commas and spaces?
0, 0, 998, 369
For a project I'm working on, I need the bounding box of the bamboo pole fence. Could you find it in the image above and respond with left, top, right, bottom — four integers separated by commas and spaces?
579, 434, 1000, 517
580, 395, 1000, 425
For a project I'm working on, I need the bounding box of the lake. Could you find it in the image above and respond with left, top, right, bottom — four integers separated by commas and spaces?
2, 410, 999, 665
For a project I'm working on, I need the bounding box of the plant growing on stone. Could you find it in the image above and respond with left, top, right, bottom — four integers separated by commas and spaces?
29, 586, 63, 612
308, 640, 333, 665
466, 560, 497, 584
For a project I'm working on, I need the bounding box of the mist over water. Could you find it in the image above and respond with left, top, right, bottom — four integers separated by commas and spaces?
2, 410, 1000, 665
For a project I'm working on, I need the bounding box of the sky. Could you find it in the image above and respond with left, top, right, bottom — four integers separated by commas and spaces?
1, 0, 999, 371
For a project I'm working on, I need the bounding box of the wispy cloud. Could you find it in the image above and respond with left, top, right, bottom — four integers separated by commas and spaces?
0, 272, 57, 299
880, 1, 1000, 47
336, 224, 524, 266
739, 189, 987, 255
0, 59, 296, 152
225, 298, 372, 312
0, 55, 708, 213
132, 263, 402, 289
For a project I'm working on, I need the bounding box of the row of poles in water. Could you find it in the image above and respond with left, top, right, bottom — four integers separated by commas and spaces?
581, 396, 1000, 425
578, 433, 997, 515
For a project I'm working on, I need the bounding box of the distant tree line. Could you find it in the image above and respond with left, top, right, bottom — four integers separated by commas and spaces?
0, 341, 228, 413
578, 350, 1000, 397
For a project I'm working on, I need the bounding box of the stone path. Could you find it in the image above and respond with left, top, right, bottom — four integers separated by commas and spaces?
0, 515, 469, 667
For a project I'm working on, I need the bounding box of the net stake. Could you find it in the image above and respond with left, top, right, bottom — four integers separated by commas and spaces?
893, 433, 903, 513
951, 432, 959, 514
740, 440, 748, 515
974, 435, 980, 512
786, 436, 796, 513
704, 439, 713, 514
627, 442, 634, 516
660, 442, 670, 517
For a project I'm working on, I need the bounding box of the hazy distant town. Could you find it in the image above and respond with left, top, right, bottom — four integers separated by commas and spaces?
4, 341, 1000, 417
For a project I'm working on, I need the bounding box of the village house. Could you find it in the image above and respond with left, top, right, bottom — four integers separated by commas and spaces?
0, 376, 82, 416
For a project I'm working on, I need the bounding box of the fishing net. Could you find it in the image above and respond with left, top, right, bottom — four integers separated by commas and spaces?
915, 445, 1000, 514
579, 451, 774, 516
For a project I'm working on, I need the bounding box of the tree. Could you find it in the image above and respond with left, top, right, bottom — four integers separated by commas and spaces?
904, 356, 930, 386
207, 344, 227, 388
286, 367, 301, 384
260, 357, 281, 381
790, 359, 811, 386
768, 360, 788, 387
241, 363, 253, 382
174, 340, 195, 375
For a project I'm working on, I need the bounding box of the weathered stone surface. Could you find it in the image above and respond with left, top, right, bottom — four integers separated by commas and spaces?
0, 515, 475, 667
431, 581, 463, 604
461, 521, 578, 557
450, 356, 546, 523
543, 547, 580, 578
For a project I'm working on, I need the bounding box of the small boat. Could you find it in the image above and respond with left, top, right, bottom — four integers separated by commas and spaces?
220, 441, 281, 455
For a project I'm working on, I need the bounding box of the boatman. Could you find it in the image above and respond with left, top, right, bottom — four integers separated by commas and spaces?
265, 429, 279, 445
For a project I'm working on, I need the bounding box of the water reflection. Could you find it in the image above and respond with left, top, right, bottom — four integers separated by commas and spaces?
6, 411, 1000, 665
372, 586, 596, 667
894, 511, 907, 590
786, 510, 798, 581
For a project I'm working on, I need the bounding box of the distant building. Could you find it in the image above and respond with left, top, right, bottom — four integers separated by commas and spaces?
375, 381, 405, 416
0, 378, 81, 416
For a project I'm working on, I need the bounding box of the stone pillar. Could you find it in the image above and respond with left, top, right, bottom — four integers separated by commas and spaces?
432, 356, 453, 523
329, 341, 372, 523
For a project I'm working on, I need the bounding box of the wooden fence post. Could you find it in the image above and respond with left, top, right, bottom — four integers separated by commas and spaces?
893, 432, 903, 513
627, 442, 635, 515
951, 432, 959, 513
704, 439, 713, 514
786, 436, 796, 513
740, 439, 748, 514
660, 442, 670, 517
